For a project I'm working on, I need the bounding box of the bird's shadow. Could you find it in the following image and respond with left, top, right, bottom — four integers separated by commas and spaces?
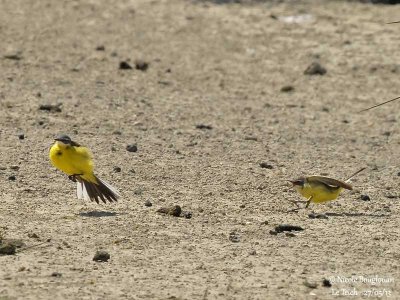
285, 209, 390, 218
324, 212, 390, 218
79, 211, 124, 218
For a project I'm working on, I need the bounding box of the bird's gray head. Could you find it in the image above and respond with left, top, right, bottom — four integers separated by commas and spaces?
54, 134, 72, 145
289, 177, 306, 187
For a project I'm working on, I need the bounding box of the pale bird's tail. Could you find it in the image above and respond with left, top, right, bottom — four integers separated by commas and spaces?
76, 175, 120, 204
344, 167, 366, 183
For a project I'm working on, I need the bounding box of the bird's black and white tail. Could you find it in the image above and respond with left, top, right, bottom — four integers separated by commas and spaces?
76, 176, 120, 204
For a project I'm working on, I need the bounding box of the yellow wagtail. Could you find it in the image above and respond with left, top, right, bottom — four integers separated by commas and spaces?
289, 167, 366, 209
49, 134, 120, 204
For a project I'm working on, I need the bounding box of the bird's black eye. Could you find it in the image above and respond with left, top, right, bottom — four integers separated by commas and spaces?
292, 179, 304, 186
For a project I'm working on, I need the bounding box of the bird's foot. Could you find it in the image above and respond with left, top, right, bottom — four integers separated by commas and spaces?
68, 174, 83, 182
286, 200, 308, 213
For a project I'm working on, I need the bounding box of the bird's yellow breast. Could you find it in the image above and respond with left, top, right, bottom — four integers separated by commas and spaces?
49, 142, 96, 182
295, 182, 342, 203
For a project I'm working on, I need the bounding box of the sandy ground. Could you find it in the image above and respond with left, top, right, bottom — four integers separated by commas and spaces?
1, 0, 400, 299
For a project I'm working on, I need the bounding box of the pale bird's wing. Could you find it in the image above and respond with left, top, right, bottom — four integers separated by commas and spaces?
307, 176, 353, 190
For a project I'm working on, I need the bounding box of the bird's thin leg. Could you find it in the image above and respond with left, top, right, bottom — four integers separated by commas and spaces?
305, 197, 312, 208
286, 197, 312, 213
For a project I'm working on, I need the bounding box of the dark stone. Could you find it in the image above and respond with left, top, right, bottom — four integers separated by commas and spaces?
39, 103, 62, 112
0, 243, 16, 255
360, 194, 371, 201
119, 61, 132, 70
96, 45, 105, 51
135, 60, 149, 71
275, 224, 304, 233
51, 272, 62, 277
304, 62, 327, 76
28, 233, 39, 239
113, 166, 121, 173
259, 162, 273, 169
18, 133, 25, 140
157, 205, 182, 217
4, 53, 22, 60
126, 144, 138, 152
8, 175, 16, 181
144, 200, 152, 207
183, 211, 192, 219
196, 124, 213, 130
308, 213, 328, 219
280, 85, 294, 92
93, 250, 110, 262
304, 281, 318, 289
322, 278, 332, 287
229, 231, 240, 243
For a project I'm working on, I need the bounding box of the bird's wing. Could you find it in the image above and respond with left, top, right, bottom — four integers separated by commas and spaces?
71, 146, 95, 175
308, 176, 353, 190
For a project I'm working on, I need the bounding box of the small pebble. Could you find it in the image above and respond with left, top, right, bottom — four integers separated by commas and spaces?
119, 61, 132, 70
285, 232, 296, 237
133, 188, 143, 195
17, 133, 25, 140
322, 107, 329, 112
9, 165, 19, 170
229, 231, 241, 243
269, 230, 278, 235
259, 162, 273, 169
244, 136, 258, 141
113, 166, 121, 173
196, 124, 212, 130
4, 53, 22, 60
275, 224, 304, 233
308, 213, 328, 219
51, 272, 62, 277
303, 281, 318, 289
304, 62, 327, 76
183, 211, 192, 219
93, 250, 110, 262
144, 200, 152, 207
157, 205, 182, 217
126, 144, 138, 152
39, 103, 62, 112
360, 194, 371, 201
96, 45, 105, 51
28, 233, 39, 239
322, 278, 332, 287
8, 175, 16, 181
280, 85, 294, 92
135, 59, 149, 71
0, 243, 16, 255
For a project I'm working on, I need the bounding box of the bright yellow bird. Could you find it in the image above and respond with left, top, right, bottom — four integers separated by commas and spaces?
49, 134, 120, 204
289, 168, 365, 209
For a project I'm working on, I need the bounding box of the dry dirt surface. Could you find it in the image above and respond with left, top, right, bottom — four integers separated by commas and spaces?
1, 0, 400, 299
